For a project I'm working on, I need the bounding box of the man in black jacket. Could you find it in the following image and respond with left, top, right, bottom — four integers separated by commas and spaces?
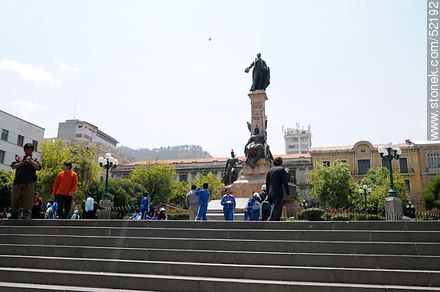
266, 157, 289, 221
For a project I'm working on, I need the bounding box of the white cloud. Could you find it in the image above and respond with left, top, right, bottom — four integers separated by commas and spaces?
55, 59, 80, 73
8, 100, 48, 114
0, 59, 61, 85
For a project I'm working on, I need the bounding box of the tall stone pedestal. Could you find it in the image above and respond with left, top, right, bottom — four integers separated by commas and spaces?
248, 90, 268, 135
229, 159, 271, 198
228, 90, 270, 198
384, 197, 403, 221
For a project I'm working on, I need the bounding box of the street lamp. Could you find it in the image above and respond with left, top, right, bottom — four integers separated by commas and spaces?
358, 184, 371, 211
300, 199, 309, 209
405, 201, 416, 219
378, 143, 401, 197
98, 153, 118, 201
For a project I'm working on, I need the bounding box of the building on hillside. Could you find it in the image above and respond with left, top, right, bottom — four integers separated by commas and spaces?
310, 140, 440, 208
56, 119, 133, 164
113, 153, 313, 198
284, 124, 312, 154
0, 110, 45, 171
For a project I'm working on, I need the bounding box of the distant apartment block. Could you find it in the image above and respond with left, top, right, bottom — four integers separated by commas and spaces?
57, 119, 133, 164
284, 124, 312, 154
0, 110, 45, 170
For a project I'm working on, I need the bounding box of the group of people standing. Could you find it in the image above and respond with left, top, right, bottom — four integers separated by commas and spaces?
185, 183, 211, 221
190, 156, 289, 222
9, 143, 79, 220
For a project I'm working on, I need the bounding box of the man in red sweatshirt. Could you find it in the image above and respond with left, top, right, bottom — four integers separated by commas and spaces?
52, 161, 78, 219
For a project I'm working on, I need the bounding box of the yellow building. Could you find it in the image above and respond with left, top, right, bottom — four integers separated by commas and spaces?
310, 140, 440, 208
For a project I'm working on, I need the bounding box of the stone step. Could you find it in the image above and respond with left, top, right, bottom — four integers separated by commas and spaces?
0, 282, 148, 292
0, 267, 438, 292
1, 244, 439, 270
2, 220, 440, 231
2, 225, 439, 242
1, 255, 440, 287
1, 233, 438, 255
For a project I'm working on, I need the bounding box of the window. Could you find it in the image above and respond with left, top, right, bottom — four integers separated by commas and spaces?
179, 173, 188, 182
399, 158, 408, 173
0, 150, 4, 163
288, 145, 296, 149
427, 153, 440, 168
322, 160, 330, 167
1, 129, 8, 141
83, 134, 91, 141
340, 160, 347, 164
76, 134, 83, 138
357, 159, 371, 175
17, 135, 24, 146
77, 125, 82, 128
32, 140, 38, 152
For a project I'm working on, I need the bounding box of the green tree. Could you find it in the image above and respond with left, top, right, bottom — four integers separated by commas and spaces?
37, 139, 70, 201
170, 181, 190, 206
71, 142, 101, 192
421, 171, 440, 210
129, 163, 176, 204
0, 169, 13, 208
357, 167, 408, 211
189, 173, 224, 200
307, 160, 354, 208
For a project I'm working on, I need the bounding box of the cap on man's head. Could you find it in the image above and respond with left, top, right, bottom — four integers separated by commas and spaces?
23, 143, 34, 150
261, 184, 266, 191
159, 207, 166, 212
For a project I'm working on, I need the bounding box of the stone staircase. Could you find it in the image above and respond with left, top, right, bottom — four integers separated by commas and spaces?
0, 220, 439, 291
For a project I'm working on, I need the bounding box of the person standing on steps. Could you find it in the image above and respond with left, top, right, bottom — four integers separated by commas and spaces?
10, 143, 41, 220
195, 183, 210, 221
185, 185, 199, 220
52, 161, 78, 219
266, 157, 289, 221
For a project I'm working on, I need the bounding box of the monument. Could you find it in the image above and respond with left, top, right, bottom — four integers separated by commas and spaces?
227, 53, 274, 198
224, 54, 297, 219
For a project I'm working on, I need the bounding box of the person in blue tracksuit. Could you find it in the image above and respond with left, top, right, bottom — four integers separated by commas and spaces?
245, 193, 261, 221
195, 183, 211, 221
139, 192, 150, 220
45, 201, 58, 219
221, 189, 236, 221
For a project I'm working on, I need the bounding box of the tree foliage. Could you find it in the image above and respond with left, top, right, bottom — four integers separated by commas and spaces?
84, 178, 145, 207
37, 139, 100, 205
356, 167, 408, 211
307, 160, 354, 208
0, 169, 13, 209
421, 171, 440, 210
37, 139, 71, 201
129, 163, 176, 204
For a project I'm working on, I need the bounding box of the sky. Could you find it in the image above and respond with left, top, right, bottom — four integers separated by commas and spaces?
0, 0, 426, 158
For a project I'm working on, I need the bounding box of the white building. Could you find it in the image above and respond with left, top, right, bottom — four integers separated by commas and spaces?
0, 110, 45, 170
284, 124, 312, 154
57, 119, 132, 164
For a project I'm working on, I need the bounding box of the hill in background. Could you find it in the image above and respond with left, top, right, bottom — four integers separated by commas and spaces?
118, 145, 212, 161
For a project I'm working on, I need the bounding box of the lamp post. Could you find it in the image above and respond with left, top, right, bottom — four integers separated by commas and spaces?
405, 201, 416, 219
98, 153, 118, 201
300, 199, 309, 209
378, 143, 402, 220
378, 143, 401, 197
358, 184, 371, 211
